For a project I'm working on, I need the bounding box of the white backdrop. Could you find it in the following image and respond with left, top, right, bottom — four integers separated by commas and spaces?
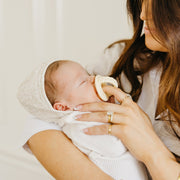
0, 0, 132, 179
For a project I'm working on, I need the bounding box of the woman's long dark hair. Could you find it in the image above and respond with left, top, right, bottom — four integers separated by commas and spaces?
110, 0, 180, 126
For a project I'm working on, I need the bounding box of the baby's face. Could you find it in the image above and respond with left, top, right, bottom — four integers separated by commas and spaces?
53, 61, 102, 109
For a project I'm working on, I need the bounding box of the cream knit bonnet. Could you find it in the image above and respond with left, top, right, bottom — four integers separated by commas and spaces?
17, 61, 73, 126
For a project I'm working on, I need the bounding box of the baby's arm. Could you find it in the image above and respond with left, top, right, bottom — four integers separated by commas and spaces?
28, 129, 113, 180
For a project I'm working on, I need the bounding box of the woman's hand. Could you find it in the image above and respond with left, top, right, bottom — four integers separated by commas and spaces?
75, 86, 173, 164
75, 86, 180, 180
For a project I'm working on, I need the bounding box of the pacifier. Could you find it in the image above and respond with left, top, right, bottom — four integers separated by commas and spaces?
95, 75, 118, 101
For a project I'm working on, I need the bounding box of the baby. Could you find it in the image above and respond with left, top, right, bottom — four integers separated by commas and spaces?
17, 60, 148, 180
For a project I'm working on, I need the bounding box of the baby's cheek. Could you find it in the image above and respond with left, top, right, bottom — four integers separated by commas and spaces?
69, 86, 100, 105
74, 91, 90, 104
89, 87, 102, 102
66, 91, 80, 105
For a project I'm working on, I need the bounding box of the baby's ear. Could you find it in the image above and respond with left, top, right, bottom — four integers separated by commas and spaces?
53, 102, 70, 111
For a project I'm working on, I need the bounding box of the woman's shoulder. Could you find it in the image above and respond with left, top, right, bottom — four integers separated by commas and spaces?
87, 42, 125, 76
104, 42, 125, 61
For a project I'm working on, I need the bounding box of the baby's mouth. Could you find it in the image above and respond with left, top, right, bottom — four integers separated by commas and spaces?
107, 95, 115, 104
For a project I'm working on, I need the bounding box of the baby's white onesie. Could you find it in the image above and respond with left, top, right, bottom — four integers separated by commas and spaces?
56, 111, 148, 180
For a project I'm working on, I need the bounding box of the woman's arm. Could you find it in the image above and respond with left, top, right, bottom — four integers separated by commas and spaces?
145, 145, 180, 180
75, 86, 180, 180
28, 129, 113, 180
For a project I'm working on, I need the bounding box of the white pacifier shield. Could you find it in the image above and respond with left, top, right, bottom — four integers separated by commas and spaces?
95, 75, 118, 101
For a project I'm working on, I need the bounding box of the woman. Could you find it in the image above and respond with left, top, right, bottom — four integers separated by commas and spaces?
25, 0, 180, 179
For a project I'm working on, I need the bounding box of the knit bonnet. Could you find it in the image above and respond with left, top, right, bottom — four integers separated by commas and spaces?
17, 61, 72, 127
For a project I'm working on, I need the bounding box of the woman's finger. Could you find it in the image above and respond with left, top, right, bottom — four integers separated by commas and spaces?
75, 86, 134, 112
83, 124, 124, 139
102, 86, 132, 104
76, 111, 128, 124
83, 124, 109, 135
75, 101, 122, 112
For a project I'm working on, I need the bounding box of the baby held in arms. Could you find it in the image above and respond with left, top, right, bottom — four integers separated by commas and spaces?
17, 60, 148, 180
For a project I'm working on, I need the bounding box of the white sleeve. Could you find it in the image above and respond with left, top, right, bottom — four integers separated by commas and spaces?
19, 115, 61, 154
86, 43, 125, 76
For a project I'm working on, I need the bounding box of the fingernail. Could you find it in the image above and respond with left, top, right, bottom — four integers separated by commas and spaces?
74, 114, 81, 120
74, 105, 82, 111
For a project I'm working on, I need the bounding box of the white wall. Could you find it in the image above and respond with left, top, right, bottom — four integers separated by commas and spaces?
0, 0, 132, 179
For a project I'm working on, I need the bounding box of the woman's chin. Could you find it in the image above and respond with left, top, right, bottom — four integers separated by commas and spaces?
145, 35, 168, 52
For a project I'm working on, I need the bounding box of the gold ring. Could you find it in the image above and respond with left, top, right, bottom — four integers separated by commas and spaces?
121, 94, 132, 104
107, 111, 114, 123
108, 124, 112, 135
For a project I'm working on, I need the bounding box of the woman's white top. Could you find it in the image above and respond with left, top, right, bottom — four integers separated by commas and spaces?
20, 43, 180, 180
88, 43, 180, 158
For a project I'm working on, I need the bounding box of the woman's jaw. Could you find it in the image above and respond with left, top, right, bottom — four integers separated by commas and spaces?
143, 21, 168, 52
